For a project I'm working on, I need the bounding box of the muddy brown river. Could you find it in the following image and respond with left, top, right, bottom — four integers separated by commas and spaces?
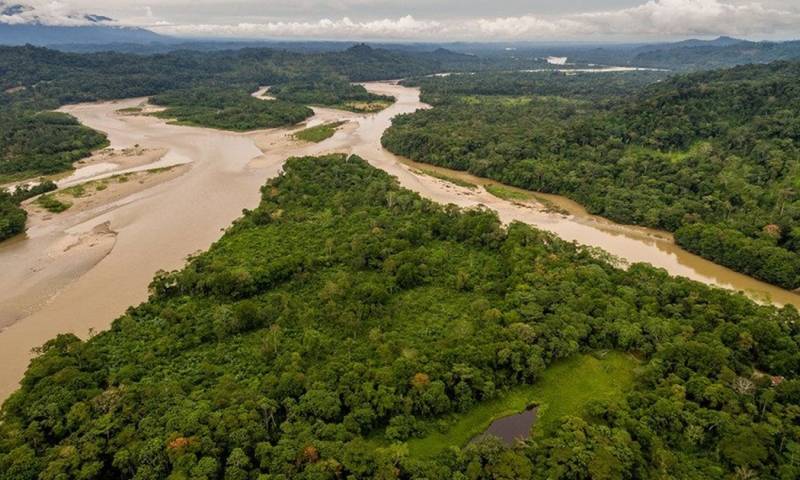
1, 82, 798, 401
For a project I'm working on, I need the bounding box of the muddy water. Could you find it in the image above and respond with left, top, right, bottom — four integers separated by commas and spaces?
0, 99, 355, 400
1, 83, 799, 401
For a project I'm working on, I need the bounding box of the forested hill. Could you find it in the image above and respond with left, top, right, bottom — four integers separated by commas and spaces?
2, 155, 799, 479
631, 39, 800, 71
382, 62, 800, 289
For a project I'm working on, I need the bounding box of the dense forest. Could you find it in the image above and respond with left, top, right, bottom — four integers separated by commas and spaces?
270, 76, 395, 112
630, 39, 800, 71
410, 70, 668, 104
150, 88, 313, 131
0, 180, 57, 241
0, 111, 108, 181
2, 155, 799, 479
383, 62, 800, 289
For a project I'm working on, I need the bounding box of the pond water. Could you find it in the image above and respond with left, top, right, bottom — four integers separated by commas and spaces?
470, 407, 538, 445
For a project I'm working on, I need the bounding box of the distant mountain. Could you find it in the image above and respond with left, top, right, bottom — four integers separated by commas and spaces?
0, 2, 170, 46
635, 36, 747, 53
631, 38, 800, 70
0, 24, 168, 46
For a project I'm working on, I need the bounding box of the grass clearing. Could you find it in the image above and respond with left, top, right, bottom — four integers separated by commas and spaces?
403, 352, 638, 458
63, 184, 87, 198
342, 100, 393, 112
116, 107, 143, 115
460, 95, 533, 106
485, 184, 531, 201
294, 121, 345, 143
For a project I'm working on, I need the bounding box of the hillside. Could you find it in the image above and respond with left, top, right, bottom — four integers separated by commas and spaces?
383, 62, 800, 289
631, 39, 800, 70
1, 155, 799, 479
0, 2, 169, 46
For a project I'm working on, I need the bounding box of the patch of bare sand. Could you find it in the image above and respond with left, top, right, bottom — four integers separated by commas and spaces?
0, 222, 117, 330
0, 165, 190, 331
27, 165, 189, 223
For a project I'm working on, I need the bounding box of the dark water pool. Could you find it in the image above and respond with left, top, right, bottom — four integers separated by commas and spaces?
470, 407, 538, 445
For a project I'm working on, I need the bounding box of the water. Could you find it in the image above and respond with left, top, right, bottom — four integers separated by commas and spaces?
471, 407, 538, 445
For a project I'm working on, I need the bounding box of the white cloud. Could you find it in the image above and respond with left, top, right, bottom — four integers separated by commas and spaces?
0, 1, 116, 26
573, 0, 800, 36
2, 0, 799, 39
156, 15, 442, 39
148, 0, 800, 40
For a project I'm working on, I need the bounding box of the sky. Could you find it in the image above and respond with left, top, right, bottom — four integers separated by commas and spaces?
2, 0, 799, 41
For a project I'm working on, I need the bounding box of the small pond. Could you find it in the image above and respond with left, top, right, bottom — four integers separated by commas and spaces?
470, 406, 538, 445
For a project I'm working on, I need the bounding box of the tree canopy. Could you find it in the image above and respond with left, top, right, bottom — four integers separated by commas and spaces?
383, 62, 800, 289
2, 155, 799, 479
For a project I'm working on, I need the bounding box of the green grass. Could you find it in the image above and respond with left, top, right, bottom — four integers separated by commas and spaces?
403, 352, 638, 457
63, 184, 87, 198
116, 107, 143, 114
460, 95, 533, 106
294, 121, 345, 143
36, 194, 71, 213
341, 100, 393, 112
416, 168, 478, 189
485, 184, 531, 201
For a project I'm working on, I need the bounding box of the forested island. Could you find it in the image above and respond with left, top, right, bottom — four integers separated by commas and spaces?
383, 62, 800, 289
2, 155, 799, 479
270, 76, 395, 113
150, 88, 313, 131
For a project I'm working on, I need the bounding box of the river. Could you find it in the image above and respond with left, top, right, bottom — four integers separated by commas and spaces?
0, 82, 798, 401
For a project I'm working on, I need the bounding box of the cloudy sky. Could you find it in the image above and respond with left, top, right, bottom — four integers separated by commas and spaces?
3, 0, 800, 41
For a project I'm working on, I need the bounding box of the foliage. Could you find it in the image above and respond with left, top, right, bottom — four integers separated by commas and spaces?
35, 193, 71, 213
0, 180, 57, 241
150, 87, 313, 131
271, 76, 395, 112
403, 352, 637, 458
293, 121, 345, 143
2, 155, 800, 479
404, 70, 667, 105
0, 111, 107, 181
485, 184, 531, 201
383, 62, 800, 289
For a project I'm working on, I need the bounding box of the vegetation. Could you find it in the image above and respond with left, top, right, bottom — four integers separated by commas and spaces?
630, 39, 800, 71
0, 111, 107, 182
485, 184, 531, 202
404, 352, 637, 458
150, 87, 313, 131
384, 62, 800, 289
2, 155, 800, 479
406, 70, 668, 105
0, 180, 57, 240
271, 76, 395, 112
293, 121, 345, 143
35, 193, 71, 213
